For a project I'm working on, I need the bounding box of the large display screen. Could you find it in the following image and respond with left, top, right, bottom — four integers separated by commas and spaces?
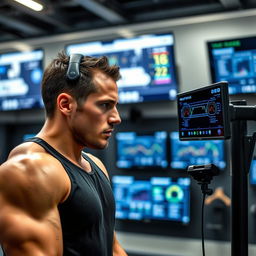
177, 82, 230, 140
207, 36, 256, 95
66, 33, 178, 103
0, 49, 44, 111
115, 131, 168, 169
112, 175, 190, 223
170, 132, 226, 170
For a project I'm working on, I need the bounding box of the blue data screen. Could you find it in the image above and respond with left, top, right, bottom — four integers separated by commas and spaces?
170, 132, 226, 170
208, 37, 256, 95
66, 33, 178, 103
112, 176, 190, 223
0, 49, 44, 111
115, 131, 168, 169
250, 159, 256, 185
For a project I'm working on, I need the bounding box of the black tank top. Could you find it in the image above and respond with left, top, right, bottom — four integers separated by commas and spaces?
26, 137, 116, 256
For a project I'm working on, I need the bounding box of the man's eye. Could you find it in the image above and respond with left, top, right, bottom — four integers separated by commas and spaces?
101, 103, 109, 109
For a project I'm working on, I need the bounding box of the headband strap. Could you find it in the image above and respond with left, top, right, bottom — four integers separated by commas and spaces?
66, 54, 83, 81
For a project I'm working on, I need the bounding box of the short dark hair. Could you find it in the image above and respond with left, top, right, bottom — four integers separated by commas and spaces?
41, 51, 121, 118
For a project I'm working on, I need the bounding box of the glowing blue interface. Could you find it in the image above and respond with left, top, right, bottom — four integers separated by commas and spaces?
177, 83, 228, 139
208, 37, 256, 95
115, 131, 168, 169
0, 49, 44, 111
170, 132, 226, 169
66, 33, 178, 103
23, 134, 36, 141
250, 159, 256, 185
112, 175, 190, 223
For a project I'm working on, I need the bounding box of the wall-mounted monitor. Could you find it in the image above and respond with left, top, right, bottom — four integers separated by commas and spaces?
250, 158, 256, 185
112, 175, 190, 223
115, 131, 168, 169
170, 132, 226, 170
207, 36, 256, 95
66, 33, 178, 103
0, 49, 44, 111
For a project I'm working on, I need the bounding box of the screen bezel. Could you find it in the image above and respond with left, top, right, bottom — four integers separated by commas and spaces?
177, 81, 231, 140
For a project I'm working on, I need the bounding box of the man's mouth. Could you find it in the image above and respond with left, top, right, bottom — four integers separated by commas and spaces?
103, 129, 113, 136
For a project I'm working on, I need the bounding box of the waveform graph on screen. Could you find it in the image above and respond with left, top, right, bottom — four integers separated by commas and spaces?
122, 140, 163, 157
115, 131, 168, 169
177, 141, 219, 158
170, 132, 226, 170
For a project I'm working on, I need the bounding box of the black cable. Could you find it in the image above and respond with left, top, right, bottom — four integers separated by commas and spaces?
201, 192, 206, 256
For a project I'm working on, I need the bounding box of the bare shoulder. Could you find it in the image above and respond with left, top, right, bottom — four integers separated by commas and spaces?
85, 152, 109, 179
1, 143, 69, 212
1, 155, 62, 204
7, 140, 45, 159
0, 144, 65, 255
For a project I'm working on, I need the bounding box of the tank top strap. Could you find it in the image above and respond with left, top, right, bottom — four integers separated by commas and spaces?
82, 152, 110, 182
81, 152, 95, 166
25, 137, 66, 161
26, 138, 97, 175
25, 137, 107, 179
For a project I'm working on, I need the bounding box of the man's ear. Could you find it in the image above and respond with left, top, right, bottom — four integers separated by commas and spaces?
57, 93, 76, 115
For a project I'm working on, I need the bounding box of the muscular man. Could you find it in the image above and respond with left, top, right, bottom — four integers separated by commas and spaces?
0, 52, 128, 256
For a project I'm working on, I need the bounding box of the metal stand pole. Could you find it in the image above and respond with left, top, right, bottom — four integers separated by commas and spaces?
229, 101, 256, 256
231, 117, 248, 256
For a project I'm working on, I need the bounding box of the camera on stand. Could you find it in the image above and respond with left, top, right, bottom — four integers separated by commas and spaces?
187, 164, 220, 196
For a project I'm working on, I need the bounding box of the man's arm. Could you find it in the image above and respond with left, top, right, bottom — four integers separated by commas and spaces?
113, 232, 128, 256
0, 153, 66, 256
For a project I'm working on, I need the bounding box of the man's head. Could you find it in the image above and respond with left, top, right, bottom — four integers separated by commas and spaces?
41, 51, 121, 118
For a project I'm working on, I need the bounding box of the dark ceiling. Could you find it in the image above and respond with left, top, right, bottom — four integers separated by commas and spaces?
0, 0, 256, 43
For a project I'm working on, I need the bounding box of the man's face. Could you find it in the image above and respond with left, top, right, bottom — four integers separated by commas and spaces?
70, 70, 121, 149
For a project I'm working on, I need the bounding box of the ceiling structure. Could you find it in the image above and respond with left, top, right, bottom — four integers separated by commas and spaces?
0, 0, 256, 44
